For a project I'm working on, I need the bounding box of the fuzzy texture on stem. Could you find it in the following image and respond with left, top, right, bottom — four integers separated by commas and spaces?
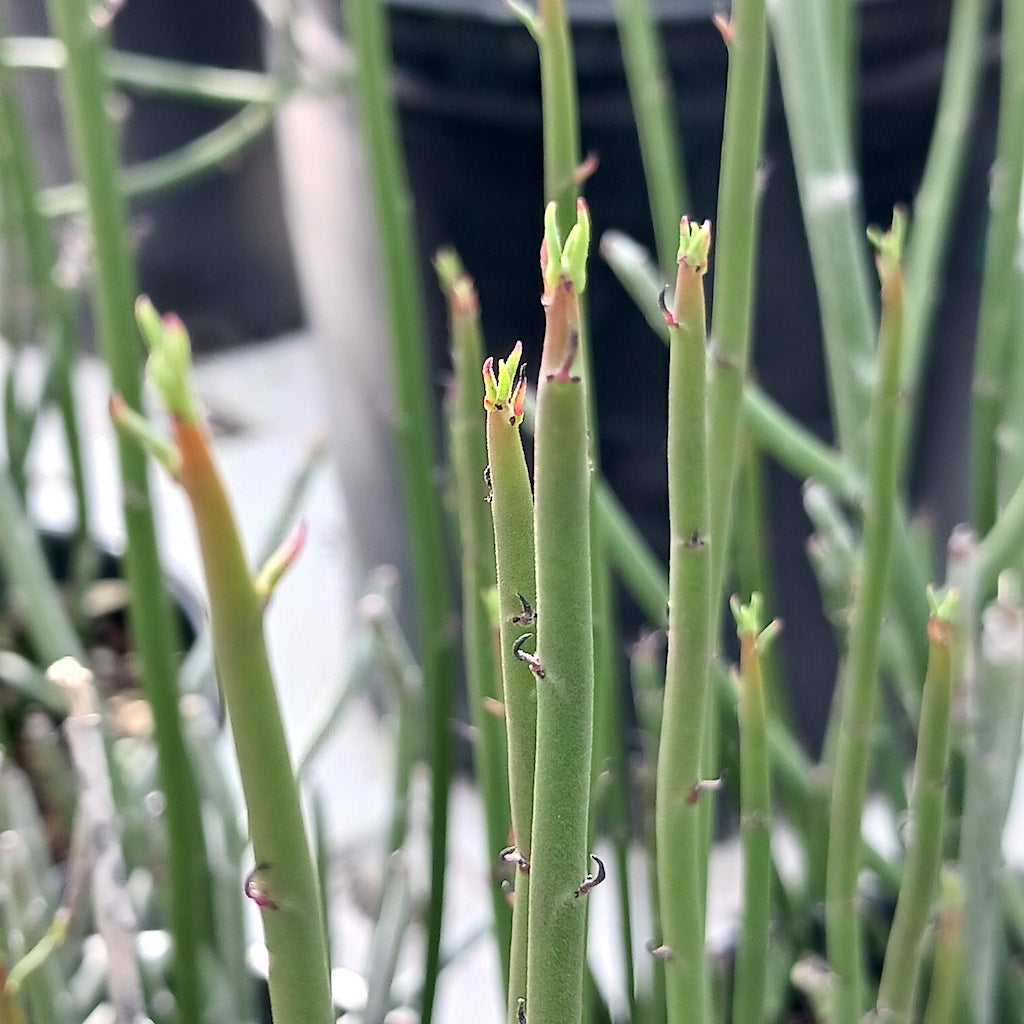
874, 591, 958, 1024
525, 202, 595, 1024
132, 308, 333, 1024
42, 1, 211, 1015
483, 339, 538, 1023
438, 251, 514, 990
825, 212, 906, 1024
657, 217, 714, 1024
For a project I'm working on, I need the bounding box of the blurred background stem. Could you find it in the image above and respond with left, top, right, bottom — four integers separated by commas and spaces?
42, 2, 212, 1019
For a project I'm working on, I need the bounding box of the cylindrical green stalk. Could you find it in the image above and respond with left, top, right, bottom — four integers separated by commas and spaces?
438, 251, 513, 989
0, 9, 90, 550
920, 869, 964, 1024
825, 213, 906, 1024
484, 341, 538, 1022
969, 0, 1024, 533
875, 592, 958, 1024
706, 0, 769, 607
766, 0, 877, 470
525, 202, 595, 1024
896, 0, 988, 474
595, 479, 668, 630
343, 4, 455, 1017
657, 218, 713, 1024
610, 0, 689, 275
171, 416, 333, 1024
41, 0, 211, 1014
537, 0, 580, 233
959, 579, 1024, 1024
123, 306, 333, 1024
731, 596, 774, 1024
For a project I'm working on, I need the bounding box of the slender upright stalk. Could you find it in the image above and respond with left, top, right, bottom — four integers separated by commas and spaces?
706, 0, 769, 608
343, 4, 455, 1017
438, 251, 513, 990
42, 1, 210, 1015
657, 218, 713, 1024
875, 590, 959, 1024
897, 0, 990, 473
969, 0, 1024, 533
730, 596, 777, 1024
483, 338, 538, 1023
825, 212, 906, 1024
525, 201, 595, 1024
959, 577, 1024, 1024
766, 0, 877, 470
115, 303, 334, 1024
920, 870, 964, 1024
610, 0, 689, 275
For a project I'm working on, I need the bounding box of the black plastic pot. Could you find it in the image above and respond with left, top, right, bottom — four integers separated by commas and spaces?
382, 0, 996, 750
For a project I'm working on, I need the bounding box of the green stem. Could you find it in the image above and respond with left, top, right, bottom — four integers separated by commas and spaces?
1, 36, 284, 103
706, 0, 769, 608
344, 4, 455, 1018
920, 870, 964, 1024
766, 0, 877, 470
595, 479, 668, 629
171, 415, 333, 1024
484, 349, 538, 1022
731, 598, 774, 1024
0, 7, 90, 551
40, 103, 275, 217
610, 0, 689, 275
958, 580, 1024, 1024
657, 219, 713, 1024
537, 0, 580, 233
438, 252, 513, 993
896, 0, 990, 474
875, 598, 957, 1024
41, 2, 211, 1016
969, 0, 1024, 533
824, 215, 905, 1024
0, 470, 84, 676
526, 217, 595, 1024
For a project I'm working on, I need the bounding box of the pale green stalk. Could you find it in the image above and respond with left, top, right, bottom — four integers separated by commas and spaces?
959, 578, 1024, 1024
41, 103, 274, 218
438, 250, 513, 990
525, 201, 595, 1024
657, 219, 713, 1024
1, 36, 282, 102
595, 479, 668, 629
706, 0, 769, 607
921, 870, 965, 1024
731, 596, 775, 1024
897, 0, 990, 474
610, 0, 689, 274
41, 1, 211, 1014
825, 213, 905, 1024
484, 339, 537, 1021
528, 5, 635, 1000
766, 0, 876, 470
343, 4, 455, 1016
0, 8, 89, 547
119, 305, 333, 1024
970, 0, 1024, 533
875, 592, 959, 1024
